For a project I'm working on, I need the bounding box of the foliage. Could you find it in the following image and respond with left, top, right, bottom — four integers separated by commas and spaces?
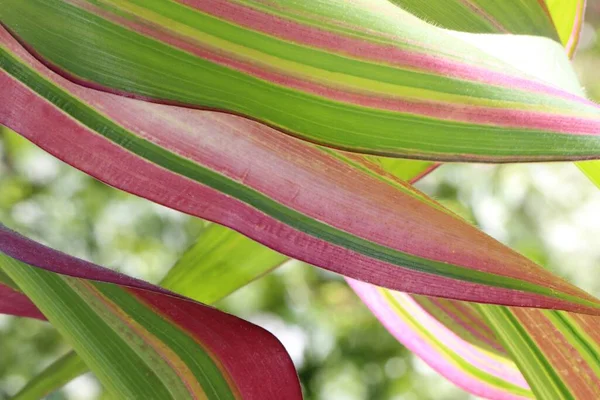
2, 1, 600, 399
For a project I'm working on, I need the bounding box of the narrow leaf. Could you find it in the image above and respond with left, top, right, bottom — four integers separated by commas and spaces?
0, 225, 302, 400
2, 0, 600, 161
10, 352, 87, 400
479, 306, 600, 399
348, 280, 531, 399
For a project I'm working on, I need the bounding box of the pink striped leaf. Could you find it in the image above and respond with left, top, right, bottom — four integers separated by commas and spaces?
349, 280, 531, 399
3, 26, 600, 312
1, 0, 600, 161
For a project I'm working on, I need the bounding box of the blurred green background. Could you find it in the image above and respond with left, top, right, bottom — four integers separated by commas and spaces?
1, 5, 600, 400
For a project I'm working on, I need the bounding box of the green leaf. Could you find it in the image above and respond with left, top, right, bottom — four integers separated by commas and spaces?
10, 352, 87, 400
390, 0, 558, 38
160, 223, 288, 303
2, 0, 600, 161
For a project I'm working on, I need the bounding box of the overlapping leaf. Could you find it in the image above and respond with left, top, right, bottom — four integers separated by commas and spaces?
20, 219, 532, 400
349, 280, 531, 399
2, 0, 600, 160
3, 2, 593, 394
6, 221, 290, 400
0, 224, 302, 399
3, 26, 600, 312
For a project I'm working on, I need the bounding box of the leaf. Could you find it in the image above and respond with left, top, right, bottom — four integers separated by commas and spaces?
160, 223, 289, 304
6, 220, 290, 399
17, 220, 532, 400
0, 224, 303, 400
2, 0, 600, 161
390, 0, 558, 38
545, 0, 587, 55
478, 306, 600, 399
10, 351, 88, 400
0, 281, 44, 320
348, 280, 532, 399
2, 28, 600, 312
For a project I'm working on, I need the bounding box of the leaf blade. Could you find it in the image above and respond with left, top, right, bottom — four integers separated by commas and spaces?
0, 225, 302, 400
2, 0, 600, 161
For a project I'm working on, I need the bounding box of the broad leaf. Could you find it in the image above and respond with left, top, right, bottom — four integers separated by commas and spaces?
2, 0, 600, 161
2, 28, 600, 312
0, 225, 302, 400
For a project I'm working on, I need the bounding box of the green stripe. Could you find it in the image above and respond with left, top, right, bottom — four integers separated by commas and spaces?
412, 296, 505, 356
95, 284, 235, 399
2, 0, 599, 159
382, 291, 531, 395
66, 280, 205, 399
388, 0, 559, 38
477, 306, 573, 400
0, 254, 175, 399
549, 312, 600, 377
2, 45, 598, 308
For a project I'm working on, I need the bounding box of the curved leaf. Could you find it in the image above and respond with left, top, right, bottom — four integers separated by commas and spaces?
0, 225, 302, 400
4, 221, 290, 400
545, 0, 587, 55
349, 280, 531, 399
2, 29, 600, 312
2, 0, 600, 161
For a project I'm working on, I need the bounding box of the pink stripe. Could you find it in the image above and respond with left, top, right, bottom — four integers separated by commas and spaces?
2, 27, 600, 312
388, 291, 525, 382
348, 279, 529, 400
566, 0, 586, 56
173, 0, 598, 106
67, 0, 600, 136
456, 0, 508, 32
424, 297, 504, 352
